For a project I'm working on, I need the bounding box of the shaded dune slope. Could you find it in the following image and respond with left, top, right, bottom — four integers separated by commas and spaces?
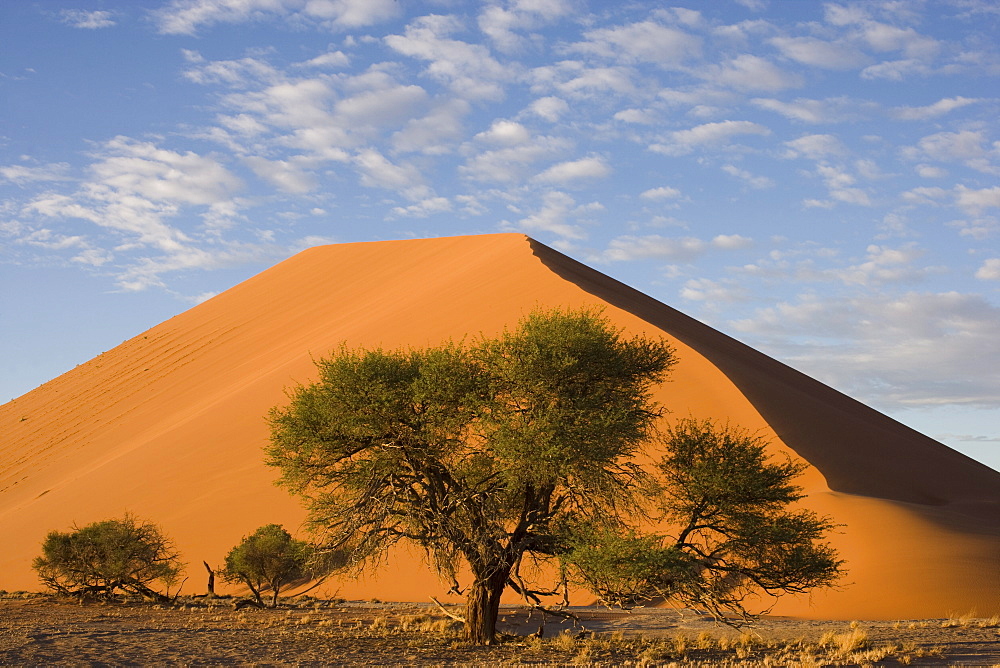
2, 234, 997, 618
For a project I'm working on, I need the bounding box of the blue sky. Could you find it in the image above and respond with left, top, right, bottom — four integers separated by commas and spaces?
2, 0, 998, 469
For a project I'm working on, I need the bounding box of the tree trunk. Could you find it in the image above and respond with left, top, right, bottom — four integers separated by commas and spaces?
203, 562, 216, 598
270, 584, 280, 609
464, 567, 509, 645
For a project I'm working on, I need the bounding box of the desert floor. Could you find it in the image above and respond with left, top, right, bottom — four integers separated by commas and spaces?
1, 594, 999, 666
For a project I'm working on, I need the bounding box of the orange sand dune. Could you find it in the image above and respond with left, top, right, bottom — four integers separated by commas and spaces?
2, 234, 998, 618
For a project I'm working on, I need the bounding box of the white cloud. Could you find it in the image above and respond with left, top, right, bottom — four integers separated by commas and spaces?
386, 15, 512, 101
334, 83, 429, 129
650, 120, 771, 156
955, 185, 1000, 215
59, 9, 116, 29
698, 54, 802, 92
460, 136, 570, 184
903, 130, 1000, 175
812, 163, 872, 206
389, 197, 452, 218
860, 22, 939, 59
733, 291, 1000, 408
640, 186, 682, 200
569, 20, 702, 68
915, 164, 948, 178
507, 190, 590, 240
152, 0, 400, 35
601, 233, 751, 262
527, 96, 569, 121
533, 156, 611, 185
153, 0, 291, 35
530, 61, 636, 98
976, 258, 1000, 280
769, 36, 867, 70
244, 156, 318, 194
681, 277, 749, 303
297, 51, 350, 69
478, 0, 574, 53
353, 149, 428, 198
751, 96, 861, 123
0, 163, 73, 185
782, 134, 848, 160
891, 96, 981, 120
89, 137, 243, 207
72, 248, 114, 266
721, 164, 774, 189
614, 108, 658, 124
11, 136, 277, 291
183, 55, 280, 87
901, 186, 948, 206
475, 120, 531, 146
830, 244, 931, 286
392, 99, 471, 154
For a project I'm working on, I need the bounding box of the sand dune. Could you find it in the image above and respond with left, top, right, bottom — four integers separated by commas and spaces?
2, 234, 998, 618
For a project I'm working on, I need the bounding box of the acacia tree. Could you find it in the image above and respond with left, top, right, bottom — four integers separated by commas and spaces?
562, 418, 843, 619
33, 514, 183, 601
267, 309, 674, 643
266, 309, 842, 644
222, 524, 314, 608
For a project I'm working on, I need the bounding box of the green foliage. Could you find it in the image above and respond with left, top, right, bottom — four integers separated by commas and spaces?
562, 418, 843, 619
32, 513, 183, 600
222, 524, 315, 607
266, 308, 675, 643
266, 308, 842, 642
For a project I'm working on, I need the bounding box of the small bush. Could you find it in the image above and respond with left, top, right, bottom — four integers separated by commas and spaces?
33, 513, 183, 600
221, 524, 315, 608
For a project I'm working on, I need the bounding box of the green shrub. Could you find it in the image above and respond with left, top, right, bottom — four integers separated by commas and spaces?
33, 513, 183, 600
221, 524, 314, 607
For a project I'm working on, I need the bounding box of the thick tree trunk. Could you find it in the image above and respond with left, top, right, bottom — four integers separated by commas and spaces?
464, 568, 509, 645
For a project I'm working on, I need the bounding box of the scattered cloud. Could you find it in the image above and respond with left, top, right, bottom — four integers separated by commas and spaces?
954, 185, 1000, 215
782, 134, 848, 159
0, 163, 73, 185
601, 233, 752, 262
386, 14, 513, 101
533, 156, 611, 185
640, 186, 682, 200
59, 9, 116, 29
389, 196, 452, 218
569, 19, 702, 68
752, 96, 864, 124
769, 36, 867, 70
506, 190, 597, 240
890, 96, 981, 120
976, 258, 1000, 280
733, 291, 1000, 408
697, 54, 802, 92
650, 120, 771, 156
903, 130, 1000, 175
353, 148, 428, 199
152, 0, 401, 35
721, 164, 774, 189
527, 96, 569, 122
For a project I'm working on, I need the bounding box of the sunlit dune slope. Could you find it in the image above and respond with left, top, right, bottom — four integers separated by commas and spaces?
2, 234, 998, 618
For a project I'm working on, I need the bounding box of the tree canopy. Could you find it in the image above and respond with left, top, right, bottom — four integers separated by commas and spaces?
222, 524, 315, 608
33, 514, 183, 601
266, 308, 841, 644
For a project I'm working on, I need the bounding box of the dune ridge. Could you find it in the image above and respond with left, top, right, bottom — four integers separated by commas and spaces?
2, 234, 998, 618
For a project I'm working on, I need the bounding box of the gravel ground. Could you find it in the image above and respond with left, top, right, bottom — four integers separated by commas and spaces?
1, 595, 998, 666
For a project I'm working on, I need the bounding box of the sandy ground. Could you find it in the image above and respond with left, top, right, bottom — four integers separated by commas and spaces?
2, 595, 999, 666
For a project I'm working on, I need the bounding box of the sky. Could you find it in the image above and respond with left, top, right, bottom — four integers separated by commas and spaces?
1, 0, 998, 470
